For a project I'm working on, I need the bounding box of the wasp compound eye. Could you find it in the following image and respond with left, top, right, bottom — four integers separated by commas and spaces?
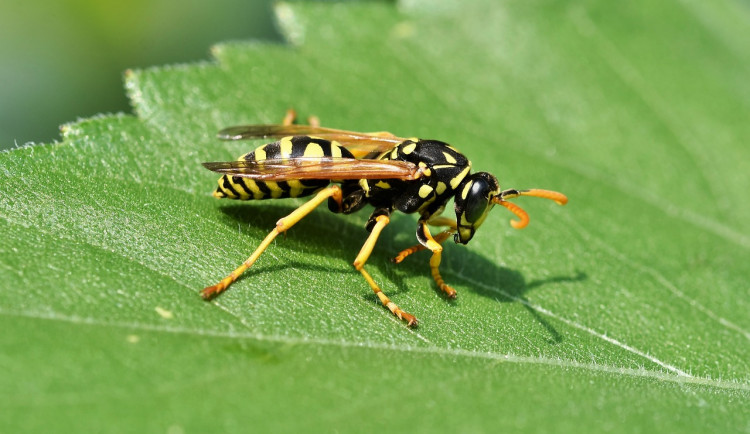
464, 177, 493, 223
453, 172, 500, 244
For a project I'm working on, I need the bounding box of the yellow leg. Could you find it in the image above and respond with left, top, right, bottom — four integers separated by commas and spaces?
201, 185, 343, 300
419, 222, 456, 298
392, 217, 457, 263
283, 108, 320, 127
353, 215, 417, 327
282, 109, 296, 126
392, 230, 452, 263
425, 216, 458, 229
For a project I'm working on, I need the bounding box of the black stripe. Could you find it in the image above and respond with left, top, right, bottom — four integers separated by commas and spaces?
276, 180, 291, 193
262, 143, 281, 159
290, 138, 307, 158
221, 175, 240, 197
255, 180, 272, 197
321, 141, 332, 157
290, 136, 335, 158
232, 176, 253, 196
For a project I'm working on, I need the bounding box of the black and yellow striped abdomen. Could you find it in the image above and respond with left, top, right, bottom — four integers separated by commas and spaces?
213, 135, 355, 200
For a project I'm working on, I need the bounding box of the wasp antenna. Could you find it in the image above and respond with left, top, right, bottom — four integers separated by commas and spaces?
493, 199, 530, 229
517, 189, 568, 206
494, 188, 566, 229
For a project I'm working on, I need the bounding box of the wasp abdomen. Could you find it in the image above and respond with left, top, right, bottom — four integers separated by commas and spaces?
213, 136, 355, 200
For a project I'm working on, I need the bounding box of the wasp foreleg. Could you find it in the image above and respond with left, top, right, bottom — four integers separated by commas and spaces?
416, 220, 457, 298
392, 217, 457, 263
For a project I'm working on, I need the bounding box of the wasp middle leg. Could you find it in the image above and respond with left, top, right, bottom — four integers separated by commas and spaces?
353, 212, 417, 327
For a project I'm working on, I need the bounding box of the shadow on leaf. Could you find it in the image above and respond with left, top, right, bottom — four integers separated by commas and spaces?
215, 202, 586, 343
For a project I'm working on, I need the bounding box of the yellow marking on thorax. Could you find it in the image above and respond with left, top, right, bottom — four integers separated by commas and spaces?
418, 161, 432, 177
359, 179, 371, 194
461, 180, 472, 199
450, 166, 471, 189
436, 181, 447, 195
418, 184, 434, 198
375, 181, 391, 189
442, 152, 457, 164
401, 142, 417, 154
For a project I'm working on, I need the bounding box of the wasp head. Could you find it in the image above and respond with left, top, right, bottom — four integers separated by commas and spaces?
453, 172, 500, 244
454, 172, 568, 244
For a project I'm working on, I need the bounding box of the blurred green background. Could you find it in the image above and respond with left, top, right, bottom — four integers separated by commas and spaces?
0, 0, 280, 149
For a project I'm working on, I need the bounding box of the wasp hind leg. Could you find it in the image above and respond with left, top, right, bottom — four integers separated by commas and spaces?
353, 213, 417, 327
282, 108, 320, 127
201, 185, 343, 300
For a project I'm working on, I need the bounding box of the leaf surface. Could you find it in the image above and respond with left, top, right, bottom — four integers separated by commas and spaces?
1, 1, 748, 431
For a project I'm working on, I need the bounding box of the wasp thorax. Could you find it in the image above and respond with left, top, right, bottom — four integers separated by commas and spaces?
454, 172, 501, 244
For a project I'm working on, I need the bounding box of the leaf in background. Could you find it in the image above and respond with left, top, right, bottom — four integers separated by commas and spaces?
1, 0, 748, 432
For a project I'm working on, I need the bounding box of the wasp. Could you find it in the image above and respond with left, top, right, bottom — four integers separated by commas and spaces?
201, 110, 567, 326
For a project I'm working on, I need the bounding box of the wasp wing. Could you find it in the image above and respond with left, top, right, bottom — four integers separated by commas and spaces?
218, 125, 407, 159
202, 157, 423, 181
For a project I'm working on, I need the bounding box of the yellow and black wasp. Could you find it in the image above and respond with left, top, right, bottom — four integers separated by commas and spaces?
201, 110, 567, 326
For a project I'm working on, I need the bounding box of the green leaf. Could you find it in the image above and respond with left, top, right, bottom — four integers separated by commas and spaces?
2, 0, 749, 432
